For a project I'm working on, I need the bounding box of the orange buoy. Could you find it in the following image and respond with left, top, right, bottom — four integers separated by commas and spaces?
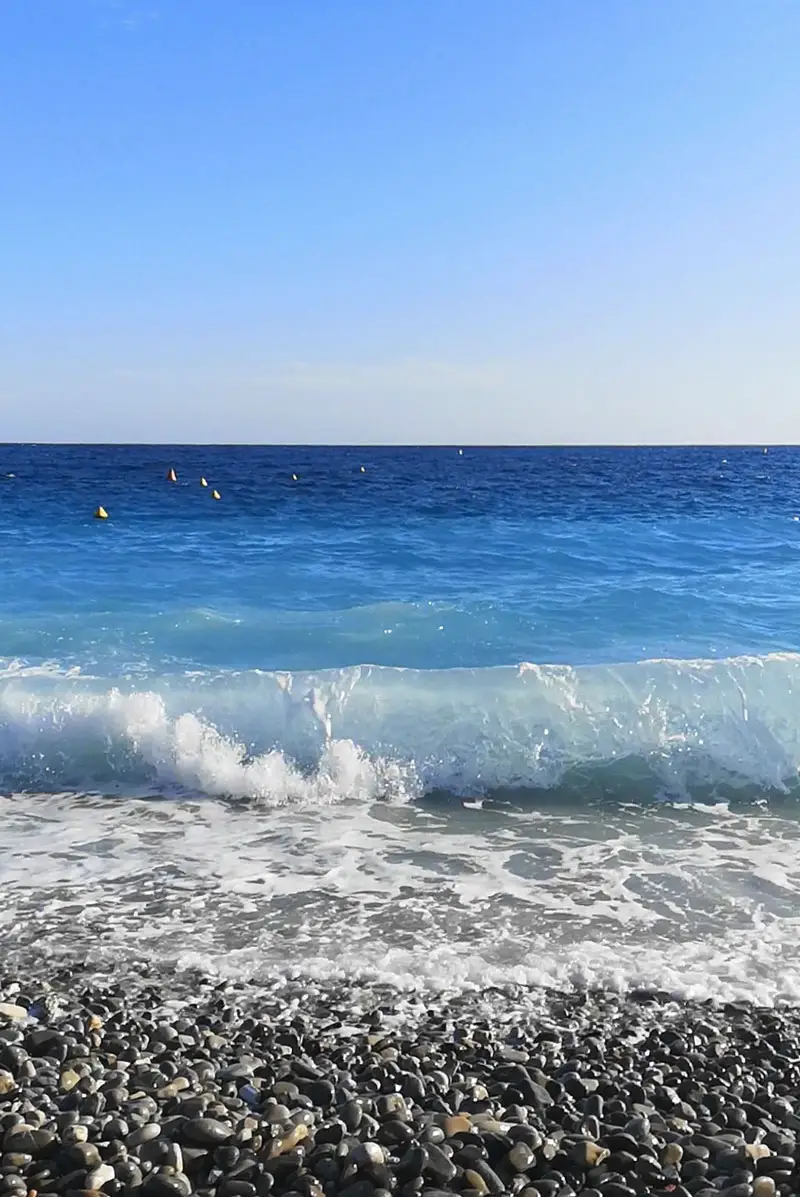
167, 468, 177, 482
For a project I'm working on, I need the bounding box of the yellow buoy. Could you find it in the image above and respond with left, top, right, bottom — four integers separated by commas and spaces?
167, 467, 177, 482
212, 489, 221, 500
94, 506, 109, 520
200, 477, 208, 487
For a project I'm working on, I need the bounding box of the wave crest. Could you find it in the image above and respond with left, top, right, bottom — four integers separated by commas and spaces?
0, 652, 798, 802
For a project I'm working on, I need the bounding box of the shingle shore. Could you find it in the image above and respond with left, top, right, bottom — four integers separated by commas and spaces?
1, 964, 798, 1197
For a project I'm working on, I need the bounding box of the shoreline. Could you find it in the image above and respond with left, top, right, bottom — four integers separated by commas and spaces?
1, 965, 799, 1196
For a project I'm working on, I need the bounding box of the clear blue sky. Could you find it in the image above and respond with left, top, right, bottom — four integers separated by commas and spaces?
2, 0, 799, 443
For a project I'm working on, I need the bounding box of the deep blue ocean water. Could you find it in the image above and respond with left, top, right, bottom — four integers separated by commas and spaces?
3, 444, 800, 676
4, 444, 800, 1001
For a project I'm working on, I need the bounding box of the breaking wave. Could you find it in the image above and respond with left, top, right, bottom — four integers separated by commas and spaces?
0, 652, 799, 802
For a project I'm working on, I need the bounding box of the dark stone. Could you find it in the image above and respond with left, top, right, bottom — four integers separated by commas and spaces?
180, 1119, 234, 1147
421, 1145, 456, 1186
142, 1173, 192, 1197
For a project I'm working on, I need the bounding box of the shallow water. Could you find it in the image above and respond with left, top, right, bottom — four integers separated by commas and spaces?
3, 444, 800, 1001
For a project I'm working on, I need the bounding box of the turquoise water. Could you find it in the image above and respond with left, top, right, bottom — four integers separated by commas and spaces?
3, 444, 800, 1001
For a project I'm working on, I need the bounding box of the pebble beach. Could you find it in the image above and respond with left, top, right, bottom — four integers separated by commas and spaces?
2, 966, 800, 1197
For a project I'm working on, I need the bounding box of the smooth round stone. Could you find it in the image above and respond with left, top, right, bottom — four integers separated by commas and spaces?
464, 1172, 489, 1196
377, 1095, 408, 1121
63, 1125, 90, 1145
0, 1179, 27, 1196
423, 1144, 457, 1185
87, 1164, 116, 1189
180, 1118, 234, 1147
3, 1129, 56, 1156
67, 1142, 103, 1169
755, 1156, 795, 1174
421, 1126, 445, 1146
443, 1115, 472, 1137
163, 1143, 183, 1172
395, 1145, 428, 1183
341, 1103, 362, 1132
351, 1142, 385, 1168
463, 1160, 504, 1195
116, 1160, 144, 1188
1, 1153, 33, 1169
143, 1170, 192, 1197
263, 1105, 291, 1124
508, 1143, 535, 1172
127, 1124, 163, 1148
376, 1120, 414, 1146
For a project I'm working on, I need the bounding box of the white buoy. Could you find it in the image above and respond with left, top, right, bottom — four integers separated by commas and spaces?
292, 473, 298, 481
166, 467, 177, 482
360, 465, 366, 474
458, 448, 463, 455
212, 489, 221, 500
200, 477, 208, 487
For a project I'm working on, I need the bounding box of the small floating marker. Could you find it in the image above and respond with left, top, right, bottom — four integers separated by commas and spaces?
764, 447, 769, 454
458, 448, 463, 455
167, 467, 177, 482
360, 465, 366, 474
200, 476, 208, 487
292, 473, 298, 481
94, 506, 109, 520
211, 489, 221, 500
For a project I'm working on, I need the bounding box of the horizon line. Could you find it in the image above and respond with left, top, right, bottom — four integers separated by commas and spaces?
0, 441, 786, 450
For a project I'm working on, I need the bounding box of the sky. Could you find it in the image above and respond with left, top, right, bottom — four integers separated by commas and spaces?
1, 0, 799, 444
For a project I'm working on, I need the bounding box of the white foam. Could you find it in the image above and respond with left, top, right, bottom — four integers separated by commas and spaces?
4, 789, 800, 1007
1, 652, 800, 800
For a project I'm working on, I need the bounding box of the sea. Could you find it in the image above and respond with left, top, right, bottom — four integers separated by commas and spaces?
2, 444, 800, 1005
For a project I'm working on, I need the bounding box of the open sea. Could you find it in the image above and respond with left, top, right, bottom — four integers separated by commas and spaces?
3, 444, 800, 1004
